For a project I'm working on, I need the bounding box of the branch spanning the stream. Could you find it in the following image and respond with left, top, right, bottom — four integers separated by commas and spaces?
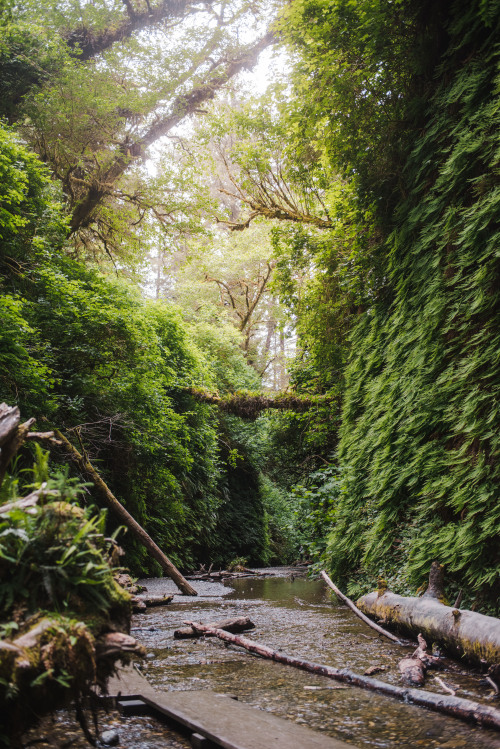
321, 571, 404, 644
186, 388, 339, 420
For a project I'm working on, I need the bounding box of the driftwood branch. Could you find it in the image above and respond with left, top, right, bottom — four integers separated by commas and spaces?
0, 485, 59, 515
398, 633, 442, 685
26, 431, 62, 445
320, 571, 402, 644
131, 594, 173, 612
53, 430, 197, 596
434, 676, 456, 696
175, 616, 255, 639
185, 622, 500, 731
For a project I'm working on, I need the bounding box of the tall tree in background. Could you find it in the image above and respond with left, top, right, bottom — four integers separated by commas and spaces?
1, 0, 275, 262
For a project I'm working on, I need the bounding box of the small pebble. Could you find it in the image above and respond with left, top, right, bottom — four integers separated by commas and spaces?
101, 729, 120, 746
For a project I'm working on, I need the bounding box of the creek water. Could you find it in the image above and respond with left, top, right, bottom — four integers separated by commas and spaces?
132, 569, 500, 749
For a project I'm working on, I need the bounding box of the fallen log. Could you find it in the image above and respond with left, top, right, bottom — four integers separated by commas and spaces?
320, 571, 403, 644
174, 616, 255, 639
53, 430, 197, 597
185, 569, 271, 581
132, 594, 173, 612
185, 622, 500, 731
186, 388, 339, 420
356, 567, 500, 667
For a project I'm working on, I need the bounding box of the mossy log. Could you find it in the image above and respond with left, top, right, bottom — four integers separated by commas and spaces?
356, 591, 500, 668
0, 616, 145, 746
186, 388, 339, 420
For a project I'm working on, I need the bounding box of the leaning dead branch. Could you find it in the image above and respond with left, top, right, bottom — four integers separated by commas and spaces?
53, 430, 197, 597
321, 571, 403, 644
186, 622, 500, 731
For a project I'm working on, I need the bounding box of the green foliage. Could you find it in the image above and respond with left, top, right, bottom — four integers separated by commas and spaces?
323, 0, 500, 609
278, 0, 420, 215
186, 318, 261, 394
259, 474, 298, 564
291, 463, 340, 567
0, 123, 66, 259
206, 417, 270, 568
0, 453, 128, 619
0, 16, 69, 122
0, 121, 270, 575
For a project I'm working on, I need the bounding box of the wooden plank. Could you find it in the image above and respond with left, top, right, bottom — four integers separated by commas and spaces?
107, 665, 158, 700
107, 667, 357, 749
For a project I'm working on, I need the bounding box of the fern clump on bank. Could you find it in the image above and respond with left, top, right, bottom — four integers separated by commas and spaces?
0, 450, 136, 746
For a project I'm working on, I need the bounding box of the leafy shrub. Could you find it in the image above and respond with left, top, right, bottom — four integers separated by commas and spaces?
0, 461, 128, 619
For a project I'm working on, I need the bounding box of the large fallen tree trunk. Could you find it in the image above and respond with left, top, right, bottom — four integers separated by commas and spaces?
54, 430, 197, 597
356, 565, 500, 668
186, 388, 339, 420
186, 622, 500, 731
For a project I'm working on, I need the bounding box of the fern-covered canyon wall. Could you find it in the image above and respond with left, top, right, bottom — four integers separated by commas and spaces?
280, 0, 500, 608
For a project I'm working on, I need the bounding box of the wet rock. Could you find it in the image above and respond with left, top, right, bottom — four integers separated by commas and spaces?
101, 729, 120, 745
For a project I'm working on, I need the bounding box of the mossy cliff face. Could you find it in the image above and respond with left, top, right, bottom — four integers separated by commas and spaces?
316, 0, 500, 607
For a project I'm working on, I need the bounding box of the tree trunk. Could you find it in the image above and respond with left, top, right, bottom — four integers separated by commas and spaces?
174, 616, 255, 639
54, 431, 197, 596
185, 622, 500, 731
356, 590, 500, 667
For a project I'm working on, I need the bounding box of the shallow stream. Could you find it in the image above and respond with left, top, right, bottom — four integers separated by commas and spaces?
26, 569, 500, 749
132, 569, 500, 749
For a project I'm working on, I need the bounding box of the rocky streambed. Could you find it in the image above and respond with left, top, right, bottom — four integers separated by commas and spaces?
26, 569, 500, 749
